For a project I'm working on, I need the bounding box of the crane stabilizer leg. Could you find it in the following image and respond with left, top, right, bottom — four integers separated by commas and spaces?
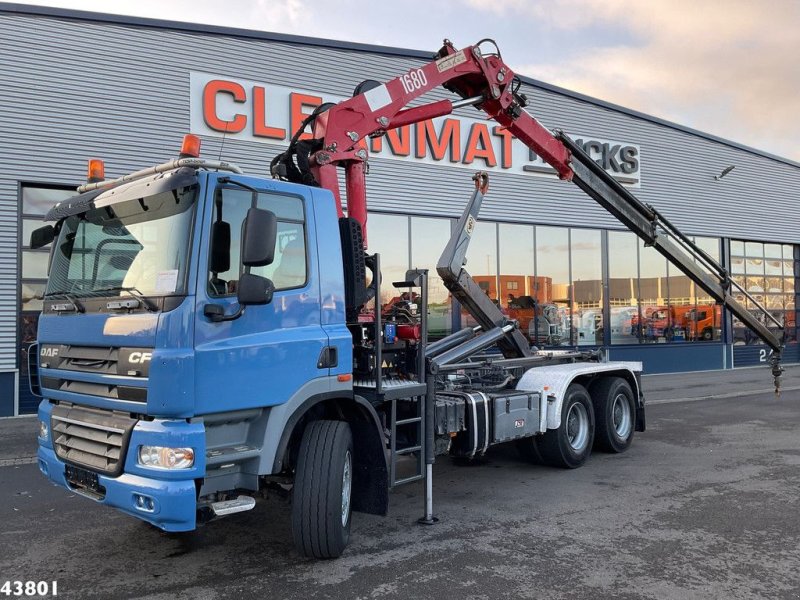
436, 172, 532, 359
557, 133, 785, 394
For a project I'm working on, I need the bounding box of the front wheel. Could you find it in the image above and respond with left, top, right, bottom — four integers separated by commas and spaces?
535, 383, 595, 469
291, 420, 353, 559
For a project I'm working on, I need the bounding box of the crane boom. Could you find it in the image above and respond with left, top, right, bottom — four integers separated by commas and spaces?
270, 38, 785, 389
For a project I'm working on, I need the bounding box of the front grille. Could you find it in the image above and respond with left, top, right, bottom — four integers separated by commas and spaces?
51, 403, 137, 476
41, 377, 147, 402
39, 345, 119, 374
38, 344, 149, 403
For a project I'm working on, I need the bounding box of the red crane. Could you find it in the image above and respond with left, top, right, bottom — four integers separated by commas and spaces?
270, 38, 785, 390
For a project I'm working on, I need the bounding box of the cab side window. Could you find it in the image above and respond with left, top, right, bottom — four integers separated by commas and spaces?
208, 188, 307, 296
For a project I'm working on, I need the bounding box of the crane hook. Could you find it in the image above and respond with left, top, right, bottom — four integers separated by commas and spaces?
771, 353, 784, 398
473, 171, 489, 195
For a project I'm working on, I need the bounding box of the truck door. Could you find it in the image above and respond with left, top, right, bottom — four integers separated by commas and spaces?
193, 175, 329, 415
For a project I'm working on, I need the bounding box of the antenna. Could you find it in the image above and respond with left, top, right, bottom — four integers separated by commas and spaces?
216, 122, 230, 169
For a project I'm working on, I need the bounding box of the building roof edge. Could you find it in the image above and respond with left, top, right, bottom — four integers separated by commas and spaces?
1, 2, 797, 170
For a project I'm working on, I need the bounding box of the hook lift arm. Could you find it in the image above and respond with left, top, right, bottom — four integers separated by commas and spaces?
270, 38, 785, 393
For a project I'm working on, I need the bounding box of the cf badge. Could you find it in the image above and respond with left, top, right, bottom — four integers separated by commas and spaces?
129, 352, 152, 364
118, 348, 154, 377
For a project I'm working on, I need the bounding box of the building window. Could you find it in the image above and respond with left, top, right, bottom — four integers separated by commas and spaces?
731, 240, 795, 345
367, 213, 454, 340
608, 231, 639, 344
354, 211, 785, 353
685, 236, 722, 343
367, 213, 409, 306
18, 184, 75, 414
410, 216, 453, 339
464, 220, 498, 328
571, 228, 603, 346
607, 232, 722, 345
535, 226, 571, 346
499, 223, 536, 342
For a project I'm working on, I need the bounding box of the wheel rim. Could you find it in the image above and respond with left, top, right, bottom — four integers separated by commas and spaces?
566, 402, 589, 452
341, 450, 352, 526
612, 393, 632, 439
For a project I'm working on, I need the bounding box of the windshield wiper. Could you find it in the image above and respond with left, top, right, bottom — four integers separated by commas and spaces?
42, 291, 86, 313
94, 286, 159, 312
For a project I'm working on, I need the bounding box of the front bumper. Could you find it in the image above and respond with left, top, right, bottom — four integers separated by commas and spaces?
38, 446, 198, 531
37, 401, 205, 532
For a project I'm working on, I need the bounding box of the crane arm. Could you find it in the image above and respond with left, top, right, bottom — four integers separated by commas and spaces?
270, 38, 785, 389
271, 40, 572, 227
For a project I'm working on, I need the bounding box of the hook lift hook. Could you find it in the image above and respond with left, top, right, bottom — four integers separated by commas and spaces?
473, 171, 489, 195
771, 352, 784, 397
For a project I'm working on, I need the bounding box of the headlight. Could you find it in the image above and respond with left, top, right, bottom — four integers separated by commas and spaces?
138, 446, 195, 469
39, 421, 49, 441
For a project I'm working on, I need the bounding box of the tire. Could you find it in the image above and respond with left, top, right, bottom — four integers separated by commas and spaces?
701, 328, 713, 341
591, 377, 635, 453
536, 383, 594, 469
291, 420, 354, 559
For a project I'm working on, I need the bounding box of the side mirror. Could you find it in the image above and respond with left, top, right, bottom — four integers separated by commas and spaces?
238, 273, 274, 305
30, 225, 55, 249
210, 220, 231, 273
241, 208, 277, 267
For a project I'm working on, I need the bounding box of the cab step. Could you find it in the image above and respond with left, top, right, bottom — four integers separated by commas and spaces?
210, 495, 256, 517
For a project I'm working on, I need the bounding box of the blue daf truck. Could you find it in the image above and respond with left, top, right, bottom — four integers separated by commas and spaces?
31, 39, 782, 559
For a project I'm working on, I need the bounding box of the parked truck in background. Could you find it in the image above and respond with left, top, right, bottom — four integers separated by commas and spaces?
31, 38, 784, 558
632, 304, 722, 342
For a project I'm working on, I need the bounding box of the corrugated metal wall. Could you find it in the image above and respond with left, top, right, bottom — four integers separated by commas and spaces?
0, 10, 798, 373
0, 178, 18, 371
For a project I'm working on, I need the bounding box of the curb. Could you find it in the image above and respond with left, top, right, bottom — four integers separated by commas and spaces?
0, 457, 38, 467
647, 385, 800, 405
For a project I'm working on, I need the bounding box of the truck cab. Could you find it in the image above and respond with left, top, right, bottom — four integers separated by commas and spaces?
34, 158, 371, 534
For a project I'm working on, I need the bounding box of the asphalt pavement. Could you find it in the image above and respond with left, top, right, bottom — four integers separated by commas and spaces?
1, 364, 799, 599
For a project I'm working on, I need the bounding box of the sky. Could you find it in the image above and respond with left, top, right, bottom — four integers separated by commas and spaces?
17, 0, 800, 161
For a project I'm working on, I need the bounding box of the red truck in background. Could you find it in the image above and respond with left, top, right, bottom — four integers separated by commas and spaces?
631, 305, 721, 341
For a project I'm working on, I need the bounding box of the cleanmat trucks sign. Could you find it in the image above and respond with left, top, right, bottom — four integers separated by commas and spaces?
189, 72, 641, 186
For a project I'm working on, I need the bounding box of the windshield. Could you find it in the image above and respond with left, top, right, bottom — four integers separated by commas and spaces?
46, 185, 197, 298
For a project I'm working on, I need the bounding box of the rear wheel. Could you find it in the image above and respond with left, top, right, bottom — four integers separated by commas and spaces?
535, 383, 595, 469
591, 377, 635, 453
291, 420, 353, 559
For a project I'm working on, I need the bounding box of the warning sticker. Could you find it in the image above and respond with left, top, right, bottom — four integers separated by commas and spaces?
363, 84, 393, 112
436, 50, 467, 73
465, 215, 476, 236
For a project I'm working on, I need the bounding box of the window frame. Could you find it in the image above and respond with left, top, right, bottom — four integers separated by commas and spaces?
17, 182, 75, 413
207, 184, 310, 298
18, 182, 76, 313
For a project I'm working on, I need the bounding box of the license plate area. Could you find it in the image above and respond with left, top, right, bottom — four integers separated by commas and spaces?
65, 464, 106, 500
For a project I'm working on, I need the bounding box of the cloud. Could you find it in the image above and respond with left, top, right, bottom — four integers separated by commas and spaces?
22, 0, 317, 35
468, 0, 800, 160
20, 0, 800, 160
